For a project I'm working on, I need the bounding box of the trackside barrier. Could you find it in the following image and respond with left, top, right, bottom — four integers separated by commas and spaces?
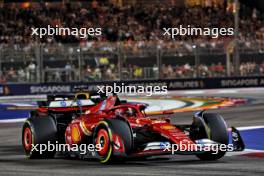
0, 76, 264, 96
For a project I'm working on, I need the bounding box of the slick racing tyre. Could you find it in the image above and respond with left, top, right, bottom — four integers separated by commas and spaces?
193, 113, 229, 161
22, 115, 57, 159
93, 119, 133, 163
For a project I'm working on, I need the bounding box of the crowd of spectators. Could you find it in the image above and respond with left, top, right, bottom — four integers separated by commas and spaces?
1, 62, 36, 83
82, 64, 117, 82
2, 60, 264, 82
198, 62, 226, 77
239, 62, 264, 76
161, 63, 194, 78
161, 62, 226, 78
160, 61, 264, 78
0, 1, 263, 47
0, 1, 263, 82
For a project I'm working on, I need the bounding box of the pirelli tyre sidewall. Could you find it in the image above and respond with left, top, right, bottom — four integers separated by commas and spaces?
93, 119, 133, 163
22, 115, 57, 159
195, 113, 229, 161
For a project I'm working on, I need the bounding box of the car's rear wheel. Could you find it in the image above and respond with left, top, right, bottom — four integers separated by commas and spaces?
192, 113, 229, 161
22, 115, 57, 159
93, 119, 133, 163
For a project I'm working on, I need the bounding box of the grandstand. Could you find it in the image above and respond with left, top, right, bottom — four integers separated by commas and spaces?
0, 0, 263, 83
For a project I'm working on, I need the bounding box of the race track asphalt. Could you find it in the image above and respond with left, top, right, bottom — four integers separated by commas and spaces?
0, 90, 263, 176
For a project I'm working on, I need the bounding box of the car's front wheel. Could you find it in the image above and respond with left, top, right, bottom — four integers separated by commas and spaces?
93, 119, 133, 163
192, 113, 229, 161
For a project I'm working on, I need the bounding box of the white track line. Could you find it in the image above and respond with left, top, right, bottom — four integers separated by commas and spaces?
236, 126, 264, 131
0, 118, 27, 123
226, 149, 264, 156
0, 95, 46, 100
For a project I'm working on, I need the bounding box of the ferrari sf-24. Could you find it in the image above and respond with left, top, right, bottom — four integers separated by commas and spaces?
22, 93, 244, 163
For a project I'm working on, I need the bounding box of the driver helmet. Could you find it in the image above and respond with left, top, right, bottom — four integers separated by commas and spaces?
126, 107, 136, 117
115, 109, 125, 117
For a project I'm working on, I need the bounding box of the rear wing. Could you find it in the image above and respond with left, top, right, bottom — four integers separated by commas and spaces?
48, 99, 95, 108
37, 92, 106, 108
37, 94, 75, 107
47, 94, 75, 101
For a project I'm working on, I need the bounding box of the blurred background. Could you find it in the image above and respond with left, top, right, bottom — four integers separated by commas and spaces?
0, 0, 263, 83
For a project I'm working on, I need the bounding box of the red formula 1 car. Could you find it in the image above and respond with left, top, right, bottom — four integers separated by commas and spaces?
22, 93, 245, 163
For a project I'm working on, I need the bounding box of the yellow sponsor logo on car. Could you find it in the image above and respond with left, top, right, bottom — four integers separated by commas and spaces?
161, 125, 175, 130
